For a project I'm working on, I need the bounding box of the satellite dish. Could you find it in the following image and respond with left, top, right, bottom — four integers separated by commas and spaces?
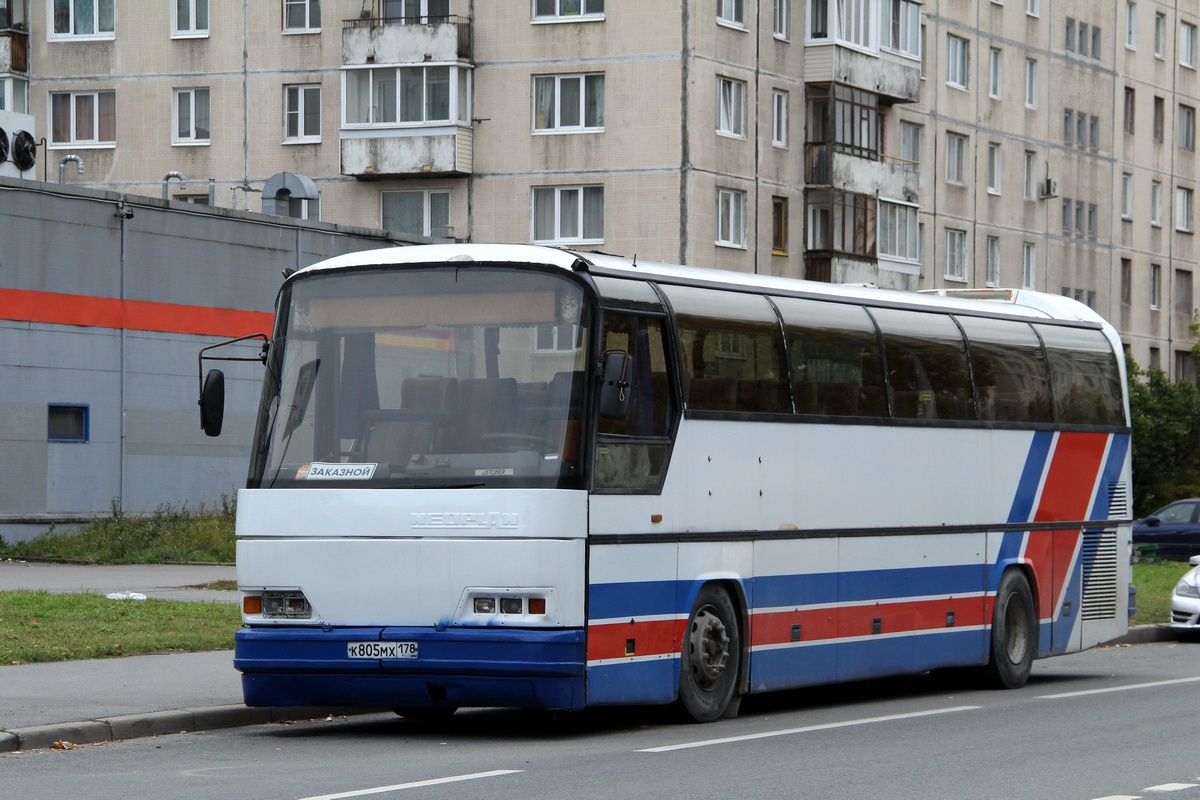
0, 128, 8, 163
12, 130, 36, 172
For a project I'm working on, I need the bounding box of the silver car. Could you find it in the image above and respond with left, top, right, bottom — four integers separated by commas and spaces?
1171, 555, 1200, 633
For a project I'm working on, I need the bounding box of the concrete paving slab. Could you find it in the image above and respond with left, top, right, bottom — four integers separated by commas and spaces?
0, 561, 238, 603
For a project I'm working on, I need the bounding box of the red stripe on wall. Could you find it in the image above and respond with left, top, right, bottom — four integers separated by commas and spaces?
0, 288, 274, 338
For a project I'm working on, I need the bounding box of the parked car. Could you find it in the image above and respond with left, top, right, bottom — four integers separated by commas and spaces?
1132, 499, 1200, 560
1171, 555, 1200, 634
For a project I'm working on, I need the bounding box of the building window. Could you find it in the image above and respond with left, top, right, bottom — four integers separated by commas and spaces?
1121, 258, 1132, 305
774, 0, 789, 39
1079, 23, 1090, 57
48, 404, 88, 443
1155, 12, 1166, 58
1124, 86, 1136, 134
1183, 21, 1198, 68
717, 76, 746, 137
173, 87, 210, 144
716, 187, 747, 248
284, 84, 321, 142
946, 132, 966, 184
809, 0, 828, 39
1152, 180, 1163, 227
882, 0, 921, 57
534, 73, 605, 132
1076, 112, 1087, 146
51, 0, 114, 37
717, 0, 744, 27
284, 0, 320, 31
1151, 263, 1162, 309
1126, 2, 1137, 49
0, 78, 29, 114
382, 189, 451, 239
533, 0, 604, 20
878, 199, 919, 262
1088, 203, 1098, 237
1176, 269, 1194, 315
988, 48, 1002, 98
344, 66, 470, 127
1091, 25, 1102, 57
174, 0, 208, 36
1181, 104, 1196, 150
533, 185, 603, 244
1075, 200, 1085, 236
1063, 108, 1074, 143
1027, 0, 1039, 16
1024, 150, 1036, 199
1177, 186, 1194, 232
772, 195, 788, 255
1066, 17, 1076, 51
772, 89, 788, 147
1154, 95, 1165, 142
947, 34, 969, 89
1022, 242, 1036, 288
1061, 197, 1072, 233
50, 91, 116, 145
944, 228, 966, 280
806, 190, 876, 256
1122, 172, 1134, 219
806, 83, 879, 159
900, 121, 922, 164
987, 142, 1001, 194
1024, 59, 1037, 107
1090, 114, 1100, 148
986, 235, 1000, 287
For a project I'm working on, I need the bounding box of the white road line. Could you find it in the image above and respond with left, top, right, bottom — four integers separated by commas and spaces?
1144, 785, 1200, 792
1091, 795, 1141, 799
636, 706, 980, 753
296, 769, 523, 800
1038, 675, 1200, 700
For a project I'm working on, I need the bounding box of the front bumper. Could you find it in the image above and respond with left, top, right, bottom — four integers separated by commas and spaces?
1169, 594, 1200, 629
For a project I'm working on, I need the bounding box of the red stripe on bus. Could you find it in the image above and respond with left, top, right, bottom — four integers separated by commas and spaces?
0, 288, 274, 337
750, 596, 989, 647
586, 618, 683, 662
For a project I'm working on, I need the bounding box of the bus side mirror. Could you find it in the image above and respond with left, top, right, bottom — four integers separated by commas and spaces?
200, 369, 226, 437
599, 351, 633, 420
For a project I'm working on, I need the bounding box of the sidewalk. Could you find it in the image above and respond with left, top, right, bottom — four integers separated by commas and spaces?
0, 561, 1181, 752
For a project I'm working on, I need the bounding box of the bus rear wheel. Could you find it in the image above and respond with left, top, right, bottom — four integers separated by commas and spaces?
984, 569, 1036, 689
678, 584, 740, 722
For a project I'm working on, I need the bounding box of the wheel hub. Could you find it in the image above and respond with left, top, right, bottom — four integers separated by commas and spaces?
688, 606, 730, 690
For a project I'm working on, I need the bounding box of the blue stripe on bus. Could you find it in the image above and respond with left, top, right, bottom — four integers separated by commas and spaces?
589, 579, 681, 619
1008, 430, 1055, 524
586, 658, 680, 705
1089, 433, 1129, 521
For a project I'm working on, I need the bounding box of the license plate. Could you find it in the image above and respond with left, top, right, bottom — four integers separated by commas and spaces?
347, 641, 418, 659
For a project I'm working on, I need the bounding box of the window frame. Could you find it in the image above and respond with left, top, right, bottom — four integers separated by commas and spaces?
49, 90, 116, 147
1024, 150, 1036, 199
283, 0, 320, 33
381, 188, 451, 239
945, 131, 967, 184
878, 199, 920, 263
284, 84, 322, 143
1024, 58, 1037, 108
532, 0, 605, 22
1122, 172, 1134, 220
532, 185, 604, 245
986, 235, 1000, 287
772, 88, 789, 147
947, 34, 970, 90
1155, 12, 1166, 59
1152, 180, 1163, 227
342, 64, 471, 128
716, 75, 747, 138
1176, 186, 1194, 233
1151, 262, 1162, 309
1182, 21, 1198, 69
1022, 241, 1036, 289
988, 47, 1003, 99
173, 0, 209, 37
48, 404, 89, 443
49, 0, 114, 40
944, 227, 966, 281
717, 0, 745, 28
881, 0, 921, 58
1180, 103, 1196, 151
172, 87, 210, 145
771, 195, 788, 255
1126, 1, 1137, 50
986, 142, 1002, 195
716, 187, 748, 249
774, 0, 789, 40
533, 73, 605, 133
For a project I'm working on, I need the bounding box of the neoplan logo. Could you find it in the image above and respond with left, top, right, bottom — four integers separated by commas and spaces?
411, 512, 520, 529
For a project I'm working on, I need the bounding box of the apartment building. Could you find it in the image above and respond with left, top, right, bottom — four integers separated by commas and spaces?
1, 0, 1197, 374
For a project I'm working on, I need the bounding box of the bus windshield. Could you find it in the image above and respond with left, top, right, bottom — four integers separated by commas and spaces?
249, 265, 591, 489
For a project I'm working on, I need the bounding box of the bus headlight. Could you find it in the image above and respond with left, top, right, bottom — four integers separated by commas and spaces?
255, 590, 312, 619
458, 588, 559, 625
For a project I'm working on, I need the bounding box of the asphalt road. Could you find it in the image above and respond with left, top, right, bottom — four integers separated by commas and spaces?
4, 639, 1199, 800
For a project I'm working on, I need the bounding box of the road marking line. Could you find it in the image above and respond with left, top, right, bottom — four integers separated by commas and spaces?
296, 769, 523, 800
1144, 785, 1199, 792
636, 706, 980, 753
1091, 795, 1141, 799
1038, 675, 1200, 699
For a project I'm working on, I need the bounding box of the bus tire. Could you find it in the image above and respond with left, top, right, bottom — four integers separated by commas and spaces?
984, 569, 1036, 689
678, 584, 740, 722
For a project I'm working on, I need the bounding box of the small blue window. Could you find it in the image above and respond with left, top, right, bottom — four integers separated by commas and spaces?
48, 404, 89, 442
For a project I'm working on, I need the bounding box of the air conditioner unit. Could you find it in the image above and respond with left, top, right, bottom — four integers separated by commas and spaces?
1039, 178, 1059, 199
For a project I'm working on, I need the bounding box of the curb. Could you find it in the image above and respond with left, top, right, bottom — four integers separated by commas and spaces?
0, 706, 382, 753
1108, 623, 1180, 645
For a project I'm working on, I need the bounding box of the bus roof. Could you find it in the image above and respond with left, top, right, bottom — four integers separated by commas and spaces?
299, 243, 1107, 327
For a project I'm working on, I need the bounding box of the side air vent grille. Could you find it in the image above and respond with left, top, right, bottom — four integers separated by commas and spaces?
1081, 530, 1119, 621
1106, 482, 1130, 520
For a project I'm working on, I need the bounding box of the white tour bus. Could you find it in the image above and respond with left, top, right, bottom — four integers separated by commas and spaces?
199, 243, 1132, 722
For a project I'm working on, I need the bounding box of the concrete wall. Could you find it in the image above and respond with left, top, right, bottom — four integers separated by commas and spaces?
0, 176, 415, 542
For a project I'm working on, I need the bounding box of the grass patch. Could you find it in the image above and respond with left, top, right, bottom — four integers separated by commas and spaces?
1132, 560, 1192, 625
0, 499, 235, 564
0, 591, 241, 665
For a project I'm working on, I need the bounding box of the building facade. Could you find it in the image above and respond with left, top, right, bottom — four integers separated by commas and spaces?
1, 0, 1197, 372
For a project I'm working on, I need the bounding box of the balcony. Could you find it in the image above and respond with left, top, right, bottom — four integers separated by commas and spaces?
341, 125, 473, 178
343, 14, 472, 65
803, 42, 920, 104
806, 143, 920, 202
0, 28, 28, 74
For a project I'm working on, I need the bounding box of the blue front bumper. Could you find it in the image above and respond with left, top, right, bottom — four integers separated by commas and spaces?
234, 626, 587, 711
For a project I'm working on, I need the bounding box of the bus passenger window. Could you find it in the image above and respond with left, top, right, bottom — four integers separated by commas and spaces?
956, 316, 1051, 423
1036, 325, 1125, 425
872, 308, 975, 421
595, 314, 674, 491
772, 297, 887, 418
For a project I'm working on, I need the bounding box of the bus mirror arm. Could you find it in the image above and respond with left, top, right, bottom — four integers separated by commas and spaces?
197, 333, 270, 437
599, 350, 633, 420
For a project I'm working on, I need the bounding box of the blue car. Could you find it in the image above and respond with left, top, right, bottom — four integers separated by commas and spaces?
1133, 499, 1200, 560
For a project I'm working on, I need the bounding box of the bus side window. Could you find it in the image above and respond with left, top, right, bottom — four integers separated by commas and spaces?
957, 317, 1052, 423
595, 314, 674, 491
872, 308, 975, 421
1036, 325, 1125, 425
772, 296, 887, 418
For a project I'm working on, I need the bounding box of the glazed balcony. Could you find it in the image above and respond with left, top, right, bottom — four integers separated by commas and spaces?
343, 14, 472, 66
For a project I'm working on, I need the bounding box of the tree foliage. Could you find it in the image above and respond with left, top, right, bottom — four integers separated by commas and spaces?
1128, 356, 1200, 516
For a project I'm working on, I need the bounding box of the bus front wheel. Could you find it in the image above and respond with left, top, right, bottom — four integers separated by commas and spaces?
984, 569, 1036, 689
678, 584, 741, 722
